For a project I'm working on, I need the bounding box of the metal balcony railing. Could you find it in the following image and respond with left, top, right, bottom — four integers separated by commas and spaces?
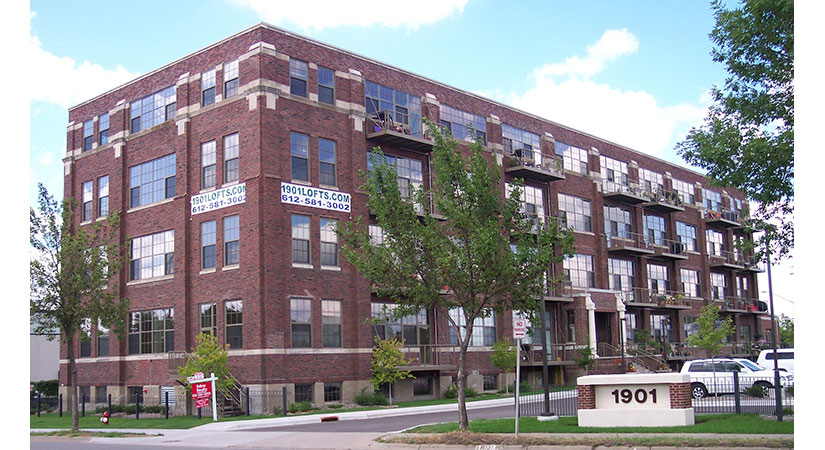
623, 287, 692, 308
504, 150, 565, 182
366, 109, 432, 152
518, 343, 581, 363
650, 236, 689, 259
602, 180, 650, 203
399, 344, 461, 367
703, 208, 747, 227
605, 231, 654, 254
709, 249, 747, 268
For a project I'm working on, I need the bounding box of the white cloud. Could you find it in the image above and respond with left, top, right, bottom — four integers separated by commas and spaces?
37, 151, 54, 167
535, 28, 639, 79
230, 0, 467, 31
27, 34, 140, 109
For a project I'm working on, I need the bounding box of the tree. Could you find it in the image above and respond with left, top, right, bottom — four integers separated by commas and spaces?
490, 338, 518, 393
676, 0, 794, 261
687, 304, 734, 359
574, 345, 596, 375
177, 332, 235, 392
30, 184, 128, 431
369, 337, 414, 406
337, 121, 575, 431
778, 314, 793, 347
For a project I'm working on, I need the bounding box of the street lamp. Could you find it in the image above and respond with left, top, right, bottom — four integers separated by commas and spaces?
765, 237, 783, 422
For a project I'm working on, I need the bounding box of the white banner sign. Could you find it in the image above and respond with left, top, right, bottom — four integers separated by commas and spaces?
281, 182, 351, 212
191, 183, 246, 215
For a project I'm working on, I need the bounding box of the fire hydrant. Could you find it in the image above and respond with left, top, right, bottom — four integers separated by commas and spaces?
100, 409, 110, 425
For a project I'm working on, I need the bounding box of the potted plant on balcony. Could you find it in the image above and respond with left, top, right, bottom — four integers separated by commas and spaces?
657, 294, 667, 307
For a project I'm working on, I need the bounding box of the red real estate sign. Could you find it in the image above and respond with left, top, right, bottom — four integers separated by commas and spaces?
191, 380, 212, 408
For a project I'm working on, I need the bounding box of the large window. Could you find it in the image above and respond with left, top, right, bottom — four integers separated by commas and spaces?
290, 298, 312, 348
291, 214, 310, 264
224, 215, 240, 266
703, 189, 722, 211
676, 222, 697, 251
608, 258, 634, 292
289, 58, 308, 97
449, 308, 495, 346
128, 308, 174, 354
440, 104, 486, 144
130, 230, 174, 281
604, 206, 632, 239
555, 141, 589, 174
639, 168, 664, 193
710, 272, 727, 299
129, 154, 176, 208
650, 314, 673, 343
202, 68, 216, 106
83, 120, 94, 151
295, 384, 312, 402
80, 319, 91, 358
566, 309, 576, 342
224, 59, 239, 98
317, 66, 334, 105
647, 264, 669, 294
322, 300, 342, 348
320, 218, 338, 267
371, 303, 429, 346
225, 300, 243, 349
290, 132, 309, 182
319, 138, 336, 187
97, 176, 109, 217
736, 276, 750, 299
81, 181, 93, 222
97, 320, 109, 357
224, 133, 239, 183
564, 254, 595, 288
369, 224, 385, 246
202, 140, 216, 190
99, 113, 109, 146
506, 183, 545, 224
368, 153, 423, 203
681, 269, 701, 298
324, 382, 341, 402
201, 220, 216, 269
672, 178, 695, 204
364, 81, 422, 137
644, 215, 666, 246
502, 124, 540, 159
706, 229, 725, 256
558, 193, 591, 232
200, 302, 216, 336
600, 155, 629, 189
130, 86, 176, 133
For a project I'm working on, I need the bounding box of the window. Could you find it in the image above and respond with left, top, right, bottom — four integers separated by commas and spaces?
566, 310, 576, 342
710, 272, 727, 299
290, 132, 309, 182
295, 383, 313, 403
225, 300, 243, 349
647, 264, 669, 294
79, 319, 91, 358
672, 179, 695, 204
368, 153, 424, 204
97, 176, 109, 217
482, 375, 497, 392
736, 276, 750, 299
99, 113, 109, 146
289, 58, 308, 97
83, 120, 94, 151
558, 193, 591, 232
600, 155, 629, 189
324, 382, 341, 402
317, 66, 334, 105
202, 68, 216, 106
201, 221, 216, 269
369, 224, 385, 246
639, 168, 664, 194
130, 86, 176, 133
506, 183, 545, 228
95, 386, 108, 404
608, 259, 634, 292
440, 104, 486, 144
223, 133, 239, 184
703, 189, 722, 211
502, 124, 540, 160
97, 320, 109, 357
625, 313, 638, 342
414, 377, 433, 395
604, 206, 632, 239
449, 308, 495, 346
644, 215, 666, 246
291, 214, 310, 264
291, 298, 312, 348
129, 230, 174, 281
370, 303, 429, 346
706, 229, 725, 256
684, 316, 699, 339
681, 269, 701, 298
319, 138, 336, 186
81, 181, 93, 221
322, 300, 342, 348
320, 218, 338, 267
555, 141, 588, 174
650, 314, 673, 342
364, 80, 422, 137
564, 254, 595, 288
224, 59, 239, 98
129, 154, 176, 208
224, 215, 240, 266
201, 141, 216, 190
676, 222, 697, 251
200, 302, 216, 336
128, 308, 174, 354
79, 386, 91, 403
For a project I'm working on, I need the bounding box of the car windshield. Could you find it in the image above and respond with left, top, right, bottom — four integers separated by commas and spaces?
738, 359, 763, 371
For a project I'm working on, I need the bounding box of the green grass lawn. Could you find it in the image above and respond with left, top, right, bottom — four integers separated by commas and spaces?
407, 414, 793, 435
30, 413, 273, 430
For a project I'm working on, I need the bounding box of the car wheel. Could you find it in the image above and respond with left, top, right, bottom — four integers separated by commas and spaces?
755, 381, 773, 390
691, 383, 708, 399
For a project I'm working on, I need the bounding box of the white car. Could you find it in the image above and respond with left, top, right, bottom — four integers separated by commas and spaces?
757, 348, 794, 374
680, 358, 794, 399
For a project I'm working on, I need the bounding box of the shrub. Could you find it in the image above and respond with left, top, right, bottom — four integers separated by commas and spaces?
782, 407, 794, 416
785, 386, 794, 396
744, 385, 767, 398
444, 384, 458, 399
94, 404, 165, 414
288, 401, 313, 414
327, 403, 343, 409
465, 387, 478, 398
31, 380, 59, 397
353, 387, 389, 406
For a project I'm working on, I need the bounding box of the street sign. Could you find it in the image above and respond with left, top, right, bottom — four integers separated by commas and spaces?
513, 318, 528, 339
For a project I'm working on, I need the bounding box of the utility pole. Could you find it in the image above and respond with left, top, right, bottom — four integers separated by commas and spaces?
765, 241, 783, 421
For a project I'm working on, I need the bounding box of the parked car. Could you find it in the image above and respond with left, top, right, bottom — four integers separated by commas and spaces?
757, 348, 794, 374
680, 358, 794, 399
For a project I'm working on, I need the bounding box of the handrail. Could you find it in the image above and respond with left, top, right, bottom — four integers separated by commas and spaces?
623, 287, 691, 307
604, 231, 652, 251
644, 187, 682, 207
367, 109, 424, 139
602, 180, 647, 198
506, 150, 564, 174
169, 350, 244, 416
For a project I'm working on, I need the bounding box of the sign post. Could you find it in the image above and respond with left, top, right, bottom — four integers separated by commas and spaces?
188, 372, 219, 422
513, 318, 528, 438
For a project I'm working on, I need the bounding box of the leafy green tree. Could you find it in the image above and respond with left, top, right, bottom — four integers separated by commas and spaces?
369, 337, 413, 405
490, 338, 517, 393
337, 121, 575, 430
177, 332, 235, 392
687, 304, 734, 359
574, 345, 596, 374
676, 0, 794, 260
778, 314, 793, 347
30, 184, 129, 431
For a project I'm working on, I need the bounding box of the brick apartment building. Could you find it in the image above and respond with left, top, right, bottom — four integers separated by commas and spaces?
61, 23, 768, 409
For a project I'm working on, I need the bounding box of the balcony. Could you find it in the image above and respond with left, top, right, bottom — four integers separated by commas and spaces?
649, 237, 689, 261
366, 110, 433, 153
602, 181, 649, 204
504, 150, 565, 182
708, 250, 747, 270
414, 191, 445, 221
605, 232, 654, 256
641, 188, 684, 213
518, 343, 580, 364
704, 209, 745, 228
543, 280, 575, 302
398, 344, 459, 370
624, 288, 692, 309
716, 296, 766, 314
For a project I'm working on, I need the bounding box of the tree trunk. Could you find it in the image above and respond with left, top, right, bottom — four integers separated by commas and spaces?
389, 383, 393, 406
457, 344, 469, 431
67, 334, 79, 431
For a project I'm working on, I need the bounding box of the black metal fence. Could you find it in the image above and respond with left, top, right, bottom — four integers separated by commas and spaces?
689, 374, 794, 416
516, 385, 579, 417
